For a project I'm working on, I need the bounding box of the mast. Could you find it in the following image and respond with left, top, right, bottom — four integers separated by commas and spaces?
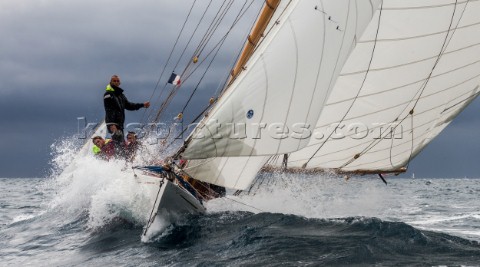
181, 0, 383, 160
228, 0, 281, 84
179, 0, 385, 189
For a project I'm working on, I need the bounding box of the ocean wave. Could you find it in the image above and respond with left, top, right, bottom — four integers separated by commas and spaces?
144, 212, 480, 266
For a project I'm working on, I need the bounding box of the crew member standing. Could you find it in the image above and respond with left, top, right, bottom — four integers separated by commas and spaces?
103, 75, 150, 144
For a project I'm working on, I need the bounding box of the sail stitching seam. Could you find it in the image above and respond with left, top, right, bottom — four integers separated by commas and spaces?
302, 1, 382, 168
318, 75, 480, 129
358, 20, 480, 44
339, 0, 469, 169
328, 58, 480, 108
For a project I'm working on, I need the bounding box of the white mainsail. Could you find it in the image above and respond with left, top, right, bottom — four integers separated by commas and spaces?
180, 0, 480, 190
182, 0, 382, 159
273, 0, 480, 173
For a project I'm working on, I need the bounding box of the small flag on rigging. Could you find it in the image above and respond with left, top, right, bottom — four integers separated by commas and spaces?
168, 72, 181, 85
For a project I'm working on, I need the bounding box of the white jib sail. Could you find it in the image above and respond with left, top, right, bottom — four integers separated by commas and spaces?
277, 0, 480, 172
182, 0, 382, 159
182, 156, 269, 190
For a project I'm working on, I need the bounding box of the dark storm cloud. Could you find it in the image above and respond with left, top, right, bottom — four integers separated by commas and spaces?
0, 0, 263, 177
407, 109, 480, 178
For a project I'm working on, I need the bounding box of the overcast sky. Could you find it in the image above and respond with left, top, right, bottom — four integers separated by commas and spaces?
0, 0, 479, 178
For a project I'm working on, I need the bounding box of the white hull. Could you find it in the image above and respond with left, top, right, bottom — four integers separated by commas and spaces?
135, 172, 206, 239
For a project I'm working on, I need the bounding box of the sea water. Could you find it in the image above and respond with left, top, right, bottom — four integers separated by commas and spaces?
2, 137, 480, 266
1, 173, 480, 266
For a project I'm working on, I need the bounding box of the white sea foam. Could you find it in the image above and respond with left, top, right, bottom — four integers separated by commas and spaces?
141, 214, 172, 242
208, 175, 480, 242
11, 214, 36, 224
207, 172, 392, 219
46, 136, 165, 230
46, 136, 480, 242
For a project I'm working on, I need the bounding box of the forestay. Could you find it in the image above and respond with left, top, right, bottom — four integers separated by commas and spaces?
276, 0, 480, 173
182, 0, 382, 159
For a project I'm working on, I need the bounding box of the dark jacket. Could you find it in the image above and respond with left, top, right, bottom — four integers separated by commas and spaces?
104, 84, 144, 129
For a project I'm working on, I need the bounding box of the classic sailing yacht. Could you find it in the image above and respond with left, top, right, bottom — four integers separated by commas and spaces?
148, 0, 480, 235
138, 0, 383, 237
178, 0, 480, 188
71, 0, 480, 237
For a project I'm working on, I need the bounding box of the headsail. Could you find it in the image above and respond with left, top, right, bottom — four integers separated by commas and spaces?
181, 0, 382, 159
182, 156, 269, 190
272, 0, 480, 173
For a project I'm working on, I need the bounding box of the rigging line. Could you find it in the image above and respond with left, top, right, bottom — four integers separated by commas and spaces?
343, 39, 480, 77
376, 0, 463, 124
246, 172, 267, 196
295, 84, 479, 162
163, 1, 270, 152
148, 0, 230, 123
302, 1, 384, 169
181, 0, 233, 86
296, 0, 327, 152
152, 1, 253, 123
319, 70, 480, 128
182, 0, 252, 82
300, 86, 478, 154
290, 113, 465, 168
170, 0, 215, 74
174, 165, 223, 198
442, 90, 480, 113
358, 19, 480, 44
196, 0, 236, 58
382, 0, 477, 11
172, 2, 267, 125
341, 0, 466, 168
204, 0, 259, 99
141, 0, 199, 123
142, 177, 165, 236
216, 0, 264, 97
261, 155, 276, 175
181, 37, 227, 113
372, 0, 469, 165
288, 0, 340, 157
180, 1, 251, 114
402, 0, 468, 168
389, 108, 414, 169
180, 2, 254, 85
173, 0, 285, 158
182, 157, 218, 170
401, 0, 461, 116
288, 121, 435, 166
223, 196, 265, 212
147, 81, 172, 123
192, 0, 230, 58
163, 103, 213, 151
181, 0, 248, 85
405, 112, 415, 169
152, 86, 176, 122
226, 0, 293, 87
